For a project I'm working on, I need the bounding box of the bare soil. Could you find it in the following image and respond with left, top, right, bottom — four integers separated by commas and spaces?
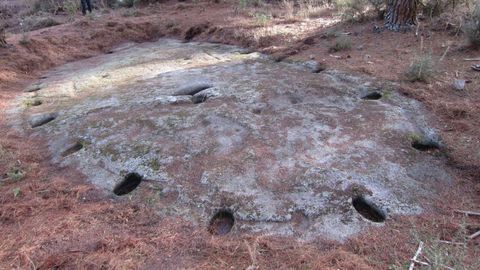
0, 1, 479, 269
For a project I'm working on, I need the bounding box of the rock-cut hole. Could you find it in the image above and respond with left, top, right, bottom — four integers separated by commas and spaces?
352, 196, 386, 223
61, 142, 84, 157
113, 172, 143, 196
192, 93, 208, 104
209, 210, 235, 235
362, 92, 382, 100
411, 140, 440, 151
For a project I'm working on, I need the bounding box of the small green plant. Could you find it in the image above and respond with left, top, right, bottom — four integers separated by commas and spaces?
7, 167, 25, 181
382, 89, 393, 99
148, 158, 161, 171
330, 35, 352, 51
12, 187, 21, 198
406, 54, 435, 82
465, 4, 480, 48
253, 12, 271, 26
122, 8, 140, 17
409, 133, 423, 144
64, 0, 80, 20
19, 32, 30, 46
23, 98, 43, 107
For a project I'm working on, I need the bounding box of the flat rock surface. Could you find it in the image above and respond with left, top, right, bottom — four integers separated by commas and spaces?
8, 39, 453, 240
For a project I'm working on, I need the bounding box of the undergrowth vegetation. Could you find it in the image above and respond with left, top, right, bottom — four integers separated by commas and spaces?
465, 4, 480, 48
330, 34, 352, 51
406, 54, 435, 82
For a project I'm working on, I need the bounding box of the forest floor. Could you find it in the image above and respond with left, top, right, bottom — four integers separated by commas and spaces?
0, 1, 479, 269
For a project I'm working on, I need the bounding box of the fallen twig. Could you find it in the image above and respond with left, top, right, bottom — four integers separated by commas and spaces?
410, 259, 429, 266
469, 230, 480, 240
437, 240, 466, 246
408, 241, 424, 270
454, 210, 480, 216
244, 238, 258, 270
463, 58, 480, 61
440, 264, 455, 270
439, 46, 450, 61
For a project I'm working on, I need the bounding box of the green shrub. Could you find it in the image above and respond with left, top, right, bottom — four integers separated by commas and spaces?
7, 167, 25, 181
465, 4, 480, 48
64, 0, 80, 19
330, 35, 352, 51
406, 54, 435, 82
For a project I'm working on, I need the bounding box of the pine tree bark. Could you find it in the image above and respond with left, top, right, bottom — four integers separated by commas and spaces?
384, 0, 418, 31
0, 27, 6, 48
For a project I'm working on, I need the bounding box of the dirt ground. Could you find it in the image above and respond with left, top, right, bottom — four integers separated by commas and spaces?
0, 1, 479, 269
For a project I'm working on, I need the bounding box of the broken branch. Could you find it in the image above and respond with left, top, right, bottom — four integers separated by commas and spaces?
408, 241, 424, 270
454, 210, 480, 216
469, 230, 480, 240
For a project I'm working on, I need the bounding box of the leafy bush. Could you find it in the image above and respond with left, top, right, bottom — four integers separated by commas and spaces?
406, 54, 435, 82
465, 4, 480, 48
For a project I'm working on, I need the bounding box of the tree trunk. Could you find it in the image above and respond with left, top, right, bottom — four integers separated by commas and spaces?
384, 0, 418, 31
0, 28, 6, 48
